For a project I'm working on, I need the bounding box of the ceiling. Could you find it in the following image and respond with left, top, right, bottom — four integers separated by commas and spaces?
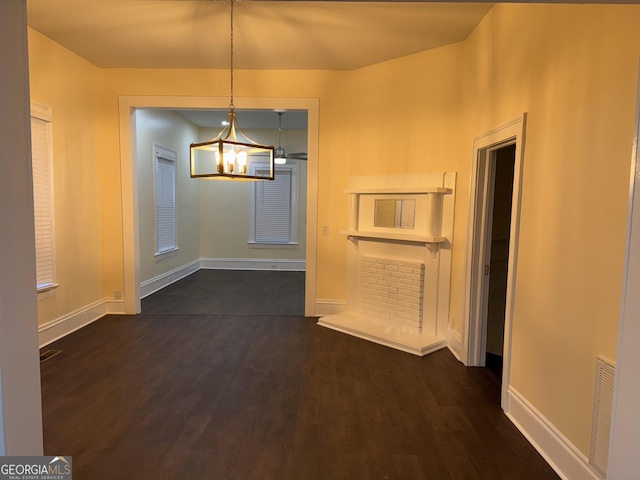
28, 0, 498, 128
26, 1, 634, 128
27, 0, 494, 71
173, 108, 308, 129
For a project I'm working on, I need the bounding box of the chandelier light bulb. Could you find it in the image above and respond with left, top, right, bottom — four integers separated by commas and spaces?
237, 150, 248, 173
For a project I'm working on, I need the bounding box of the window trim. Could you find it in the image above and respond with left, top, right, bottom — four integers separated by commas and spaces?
153, 144, 178, 258
249, 164, 299, 247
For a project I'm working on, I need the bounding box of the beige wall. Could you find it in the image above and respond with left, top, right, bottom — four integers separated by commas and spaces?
28, 29, 107, 325
135, 109, 201, 282
198, 127, 307, 260
459, 3, 640, 454
27, 3, 640, 459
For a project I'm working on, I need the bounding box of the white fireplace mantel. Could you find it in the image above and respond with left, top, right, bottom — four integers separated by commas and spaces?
341, 179, 452, 258
318, 172, 456, 356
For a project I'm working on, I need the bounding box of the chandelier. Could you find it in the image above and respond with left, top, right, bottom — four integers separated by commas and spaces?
190, 0, 275, 180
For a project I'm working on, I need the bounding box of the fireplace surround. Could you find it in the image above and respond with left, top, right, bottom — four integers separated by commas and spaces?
318, 173, 455, 356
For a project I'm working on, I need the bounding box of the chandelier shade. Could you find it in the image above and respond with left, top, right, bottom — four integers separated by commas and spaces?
190, 110, 275, 180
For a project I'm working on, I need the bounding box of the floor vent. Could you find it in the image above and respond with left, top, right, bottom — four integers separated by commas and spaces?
590, 356, 615, 478
40, 349, 62, 363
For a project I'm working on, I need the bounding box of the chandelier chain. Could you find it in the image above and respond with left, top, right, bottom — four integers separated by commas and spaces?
229, 0, 235, 110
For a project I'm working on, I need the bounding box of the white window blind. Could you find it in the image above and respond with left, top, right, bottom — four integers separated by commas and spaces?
400, 199, 416, 229
250, 165, 298, 245
30, 105, 55, 291
155, 146, 177, 254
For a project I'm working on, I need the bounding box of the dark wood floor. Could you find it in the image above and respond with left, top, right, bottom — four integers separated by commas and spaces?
141, 269, 306, 316
41, 270, 559, 479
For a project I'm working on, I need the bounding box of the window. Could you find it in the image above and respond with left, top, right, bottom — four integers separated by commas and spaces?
30, 103, 57, 293
154, 145, 177, 255
249, 164, 298, 246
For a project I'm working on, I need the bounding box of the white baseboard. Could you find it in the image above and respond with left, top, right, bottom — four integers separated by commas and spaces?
506, 386, 602, 480
315, 299, 347, 316
200, 257, 306, 271
140, 259, 200, 298
447, 326, 462, 361
105, 298, 126, 315
38, 298, 118, 348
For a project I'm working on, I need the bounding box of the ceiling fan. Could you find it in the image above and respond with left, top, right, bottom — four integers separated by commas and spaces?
274, 112, 308, 164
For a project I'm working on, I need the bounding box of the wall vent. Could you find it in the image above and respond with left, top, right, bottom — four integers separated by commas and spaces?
589, 356, 615, 478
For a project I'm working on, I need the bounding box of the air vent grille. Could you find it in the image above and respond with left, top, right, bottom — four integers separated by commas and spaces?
590, 356, 615, 478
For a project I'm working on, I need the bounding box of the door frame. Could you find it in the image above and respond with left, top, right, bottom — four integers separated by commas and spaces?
462, 114, 527, 409
118, 96, 319, 316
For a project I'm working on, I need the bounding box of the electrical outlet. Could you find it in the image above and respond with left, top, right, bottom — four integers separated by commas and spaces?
114, 290, 122, 300
322, 226, 329, 236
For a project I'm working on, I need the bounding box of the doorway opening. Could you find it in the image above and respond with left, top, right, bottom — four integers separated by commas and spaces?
118, 96, 319, 317
484, 144, 516, 385
463, 114, 526, 409
133, 108, 309, 313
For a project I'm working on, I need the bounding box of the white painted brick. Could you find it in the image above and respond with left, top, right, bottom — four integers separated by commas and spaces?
359, 255, 425, 331
399, 294, 418, 302
399, 298, 419, 308
402, 284, 421, 293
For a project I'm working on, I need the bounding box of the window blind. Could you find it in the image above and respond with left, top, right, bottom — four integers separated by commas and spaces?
255, 168, 292, 243
400, 199, 416, 228
31, 114, 55, 290
155, 151, 176, 253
